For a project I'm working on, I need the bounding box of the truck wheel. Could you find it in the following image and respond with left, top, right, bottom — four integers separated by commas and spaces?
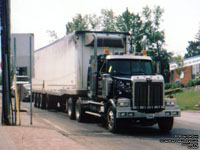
38, 94, 42, 108
33, 93, 37, 107
67, 97, 75, 120
34, 93, 39, 108
41, 94, 46, 109
107, 106, 118, 133
75, 99, 85, 122
158, 117, 174, 131
45, 95, 50, 109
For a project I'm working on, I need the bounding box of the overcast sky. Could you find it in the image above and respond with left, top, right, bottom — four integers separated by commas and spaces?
11, 0, 200, 56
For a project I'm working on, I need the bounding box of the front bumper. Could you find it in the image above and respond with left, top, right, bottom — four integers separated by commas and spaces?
116, 106, 181, 119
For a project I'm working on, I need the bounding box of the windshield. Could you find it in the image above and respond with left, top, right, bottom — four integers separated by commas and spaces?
107, 59, 153, 76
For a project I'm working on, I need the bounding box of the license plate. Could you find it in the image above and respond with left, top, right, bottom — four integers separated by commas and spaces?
146, 113, 155, 119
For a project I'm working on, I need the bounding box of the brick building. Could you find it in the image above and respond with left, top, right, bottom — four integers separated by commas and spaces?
170, 55, 200, 84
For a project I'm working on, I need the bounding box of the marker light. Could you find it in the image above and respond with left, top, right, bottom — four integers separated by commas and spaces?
104, 49, 110, 54
141, 50, 147, 56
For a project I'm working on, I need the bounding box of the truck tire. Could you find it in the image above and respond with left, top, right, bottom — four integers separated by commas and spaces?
41, 94, 46, 109
67, 97, 75, 120
45, 95, 50, 109
75, 99, 85, 122
38, 94, 42, 108
65, 98, 68, 112
34, 93, 39, 108
33, 93, 37, 107
107, 106, 119, 133
46, 95, 56, 109
158, 117, 174, 131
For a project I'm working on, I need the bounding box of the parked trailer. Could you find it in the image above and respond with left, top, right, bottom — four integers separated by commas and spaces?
32, 31, 180, 132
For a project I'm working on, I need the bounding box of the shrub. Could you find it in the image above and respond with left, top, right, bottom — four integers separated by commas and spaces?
186, 80, 194, 87
176, 82, 184, 88
194, 79, 200, 85
165, 82, 176, 89
185, 79, 200, 87
165, 82, 184, 89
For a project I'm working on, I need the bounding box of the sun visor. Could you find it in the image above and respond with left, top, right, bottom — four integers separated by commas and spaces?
85, 33, 125, 48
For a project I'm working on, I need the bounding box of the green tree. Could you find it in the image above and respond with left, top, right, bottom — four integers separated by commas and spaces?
142, 6, 165, 50
116, 8, 133, 32
101, 9, 117, 32
185, 41, 200, 58
66, 14, 89, 34
141, 6, 170, 81
88, 14, 101, 30
184, 28, 200, 58
171, 55, 185, 76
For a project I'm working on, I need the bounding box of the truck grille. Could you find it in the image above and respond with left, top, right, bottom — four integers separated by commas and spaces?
134, 82, 163, 112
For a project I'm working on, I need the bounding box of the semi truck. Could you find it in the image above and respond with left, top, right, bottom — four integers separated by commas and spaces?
32, 31, 180, 132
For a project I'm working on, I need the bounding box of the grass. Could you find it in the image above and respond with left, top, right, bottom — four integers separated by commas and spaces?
173, 89, 200, 110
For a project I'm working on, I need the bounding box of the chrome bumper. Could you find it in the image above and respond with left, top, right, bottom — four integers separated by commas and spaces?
116, 107, 181, 119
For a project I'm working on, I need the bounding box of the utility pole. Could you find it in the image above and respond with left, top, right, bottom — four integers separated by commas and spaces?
29, 36, 33, 125
1, 0, 12, 125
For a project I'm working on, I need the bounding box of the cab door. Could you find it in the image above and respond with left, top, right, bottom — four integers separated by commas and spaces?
97, 60, 107, 97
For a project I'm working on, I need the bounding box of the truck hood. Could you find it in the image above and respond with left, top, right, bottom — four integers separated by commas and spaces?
131, 75, 164, 82
112, 76, 131, 82
112, 75, 164, 82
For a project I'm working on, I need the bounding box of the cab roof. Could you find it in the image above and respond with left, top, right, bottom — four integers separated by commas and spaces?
106, 55, 152, 61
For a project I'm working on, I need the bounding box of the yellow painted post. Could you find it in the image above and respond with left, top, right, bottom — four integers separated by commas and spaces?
14, 74, 20, 125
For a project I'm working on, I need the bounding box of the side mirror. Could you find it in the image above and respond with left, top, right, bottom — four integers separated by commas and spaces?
156, 61, 161, 74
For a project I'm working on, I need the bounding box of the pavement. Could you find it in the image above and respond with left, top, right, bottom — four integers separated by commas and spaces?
0, 101, 87, 150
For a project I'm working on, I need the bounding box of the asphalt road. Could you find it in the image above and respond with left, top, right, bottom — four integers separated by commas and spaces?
22, 102, 200, 150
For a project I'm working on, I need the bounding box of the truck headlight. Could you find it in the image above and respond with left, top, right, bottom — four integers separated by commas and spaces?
118, 102, 129, 107
165, 101, 175, 106
118, 98, 130, 107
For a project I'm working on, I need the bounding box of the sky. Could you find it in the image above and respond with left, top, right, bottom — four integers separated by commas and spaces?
10, 0, 200, 56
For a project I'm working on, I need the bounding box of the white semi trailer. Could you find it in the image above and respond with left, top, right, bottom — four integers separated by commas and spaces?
32, 31, 180, 132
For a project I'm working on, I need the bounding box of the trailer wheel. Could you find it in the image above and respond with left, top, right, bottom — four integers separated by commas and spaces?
67, 97, 75, 120
107, 106, 119, 133
158, 117, 174, 132
75, 99, 85, 122
38, 94, 42, 108
45, 95, 50, 109
33, 93, 37, 107
65, 98, 68, 112
41, 94, 46, 109
34, 93, 39, 108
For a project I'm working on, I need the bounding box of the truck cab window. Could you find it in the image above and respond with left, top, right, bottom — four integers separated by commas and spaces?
107, 59, 153, 76
108, 60, 130, 75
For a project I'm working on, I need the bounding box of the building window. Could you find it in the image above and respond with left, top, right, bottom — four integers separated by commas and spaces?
180, 71, 184, 79
192, 64, 199, 79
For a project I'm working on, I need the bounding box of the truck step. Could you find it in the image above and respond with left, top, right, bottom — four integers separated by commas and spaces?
88, 101, 104, 106
85, 111, 102, 117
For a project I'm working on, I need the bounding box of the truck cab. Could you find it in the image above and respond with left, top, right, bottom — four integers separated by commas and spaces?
87, 50, 180, 132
